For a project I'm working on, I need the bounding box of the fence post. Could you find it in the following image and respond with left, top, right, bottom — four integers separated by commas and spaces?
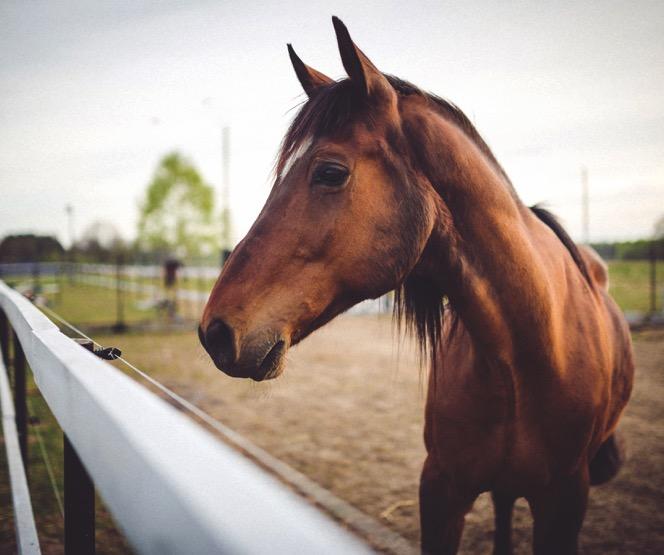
113, 254, 127, 333
12, 331, 28, 463
650, 243, 658, 316
56, 259, 63, 305
0, 308, 9, 369
32, 262, 41, 297
64, 338, 96, 555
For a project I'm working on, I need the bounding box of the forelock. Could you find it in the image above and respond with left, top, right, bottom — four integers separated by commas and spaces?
277, 79, 364, 177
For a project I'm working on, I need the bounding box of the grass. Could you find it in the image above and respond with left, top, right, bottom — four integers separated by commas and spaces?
607, 260, 663, 314
4, 279, 202, 328
48, 283, 157, 325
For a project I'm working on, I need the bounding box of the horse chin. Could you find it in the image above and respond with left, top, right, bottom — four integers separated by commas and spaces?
253, 367, 284, 382
251, 339, 288, 381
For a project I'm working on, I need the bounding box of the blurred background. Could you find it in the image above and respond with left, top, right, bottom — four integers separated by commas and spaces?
1, 2, 663, 554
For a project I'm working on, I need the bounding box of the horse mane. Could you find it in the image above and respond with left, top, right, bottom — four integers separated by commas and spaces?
279, 75, 592, 360
530, 205, 592, 285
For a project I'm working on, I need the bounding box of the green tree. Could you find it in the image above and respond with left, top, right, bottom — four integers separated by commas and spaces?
0, 234, 64, 263
137, 152, 219, 258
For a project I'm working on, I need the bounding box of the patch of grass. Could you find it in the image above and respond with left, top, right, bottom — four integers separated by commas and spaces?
607, 260, 664, 313
43, 283, 161, 326
41, 281, 205, 327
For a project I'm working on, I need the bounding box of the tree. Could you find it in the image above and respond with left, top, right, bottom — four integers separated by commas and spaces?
75, 220, 126, 262
137, 152, 219, 258
0, 234, 64, 263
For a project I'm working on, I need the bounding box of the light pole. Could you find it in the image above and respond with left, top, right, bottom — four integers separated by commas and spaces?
65, 204, 75, 248
65, 204, 75, 284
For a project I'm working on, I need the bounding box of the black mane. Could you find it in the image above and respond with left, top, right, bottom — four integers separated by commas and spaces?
530, 205, 591, 284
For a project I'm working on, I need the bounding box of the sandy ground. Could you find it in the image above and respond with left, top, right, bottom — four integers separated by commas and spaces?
105, 315, 664, 554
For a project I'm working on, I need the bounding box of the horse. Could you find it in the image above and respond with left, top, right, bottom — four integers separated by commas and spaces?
199, 17, 634, 555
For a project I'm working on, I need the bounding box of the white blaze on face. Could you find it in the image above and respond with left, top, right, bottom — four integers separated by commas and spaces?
280, 136, 313, 180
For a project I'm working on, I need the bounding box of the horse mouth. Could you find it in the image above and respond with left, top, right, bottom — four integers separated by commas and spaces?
253, 339, 287, 381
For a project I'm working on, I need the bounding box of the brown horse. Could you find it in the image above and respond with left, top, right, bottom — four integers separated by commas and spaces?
199, 17, 634, 555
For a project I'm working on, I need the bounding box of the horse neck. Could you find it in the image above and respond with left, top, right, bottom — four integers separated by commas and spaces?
406, 107, 567, 366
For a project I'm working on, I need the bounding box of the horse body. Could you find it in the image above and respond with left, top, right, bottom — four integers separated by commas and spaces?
420, 210, 633, 553
407, 113, 634, 550
199, 18, 634, 554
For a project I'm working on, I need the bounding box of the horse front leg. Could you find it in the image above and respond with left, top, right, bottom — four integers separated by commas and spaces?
491, 490, 516, 555
527, 467, 590, 555
419, 456, 476, 555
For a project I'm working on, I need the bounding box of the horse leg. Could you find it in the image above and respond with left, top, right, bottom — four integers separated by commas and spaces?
419, 457, 476, 555
527, 468, 590, 555
491, 490, 516, 555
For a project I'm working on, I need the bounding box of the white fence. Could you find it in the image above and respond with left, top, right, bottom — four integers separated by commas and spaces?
0, 348, 39, 554
0, 279, 372, 554
0, 262, 393, 317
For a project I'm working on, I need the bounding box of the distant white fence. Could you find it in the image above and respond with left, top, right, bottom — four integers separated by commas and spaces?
0, 262, 393, 316
0, 280, 371, 554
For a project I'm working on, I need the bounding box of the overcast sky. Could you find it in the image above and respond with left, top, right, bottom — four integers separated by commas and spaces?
1, 0, 663, 248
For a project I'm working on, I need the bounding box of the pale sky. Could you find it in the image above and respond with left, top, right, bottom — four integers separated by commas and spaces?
1, 0, 663, 248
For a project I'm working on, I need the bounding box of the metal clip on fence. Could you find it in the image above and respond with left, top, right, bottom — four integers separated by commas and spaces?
93, 347, 121, 361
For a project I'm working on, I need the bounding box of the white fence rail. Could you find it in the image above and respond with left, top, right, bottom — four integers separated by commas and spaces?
0, 352, 40, 554
0, 280, 371, 554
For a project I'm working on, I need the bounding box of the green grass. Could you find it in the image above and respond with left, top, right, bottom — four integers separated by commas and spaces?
44, 282, 160, 325
607, 260, 664, 313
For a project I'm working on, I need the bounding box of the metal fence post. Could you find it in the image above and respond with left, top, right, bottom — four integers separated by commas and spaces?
65, 338, 96, 555
12, 331, 28, 464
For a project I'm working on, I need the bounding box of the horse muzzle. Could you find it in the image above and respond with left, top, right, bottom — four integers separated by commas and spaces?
198, 319, 288, 381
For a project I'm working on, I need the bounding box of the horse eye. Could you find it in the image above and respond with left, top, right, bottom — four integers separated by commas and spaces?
312, 162, 349, 188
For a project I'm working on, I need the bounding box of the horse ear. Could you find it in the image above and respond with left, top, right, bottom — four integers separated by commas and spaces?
332, 16, 393, 101
288, 44, 333, 98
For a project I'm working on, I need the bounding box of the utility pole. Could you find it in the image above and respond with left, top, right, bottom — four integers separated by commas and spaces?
66, 204, 75, 248
220, 126, 233, 265
581, 167, 589, 244
65, 204, 75, 284
649, 244, 657, 316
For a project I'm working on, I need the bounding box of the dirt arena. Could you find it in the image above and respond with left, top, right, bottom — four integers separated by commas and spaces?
108, 316, 664, 554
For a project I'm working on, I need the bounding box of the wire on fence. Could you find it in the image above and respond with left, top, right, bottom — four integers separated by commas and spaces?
26, 396, 64, 518
37, 304, 222, 431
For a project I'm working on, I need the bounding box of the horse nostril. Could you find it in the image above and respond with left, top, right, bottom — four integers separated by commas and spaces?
204, 318, 237, 370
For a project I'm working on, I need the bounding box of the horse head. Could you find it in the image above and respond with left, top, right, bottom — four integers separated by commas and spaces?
199, 17, 443, 380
